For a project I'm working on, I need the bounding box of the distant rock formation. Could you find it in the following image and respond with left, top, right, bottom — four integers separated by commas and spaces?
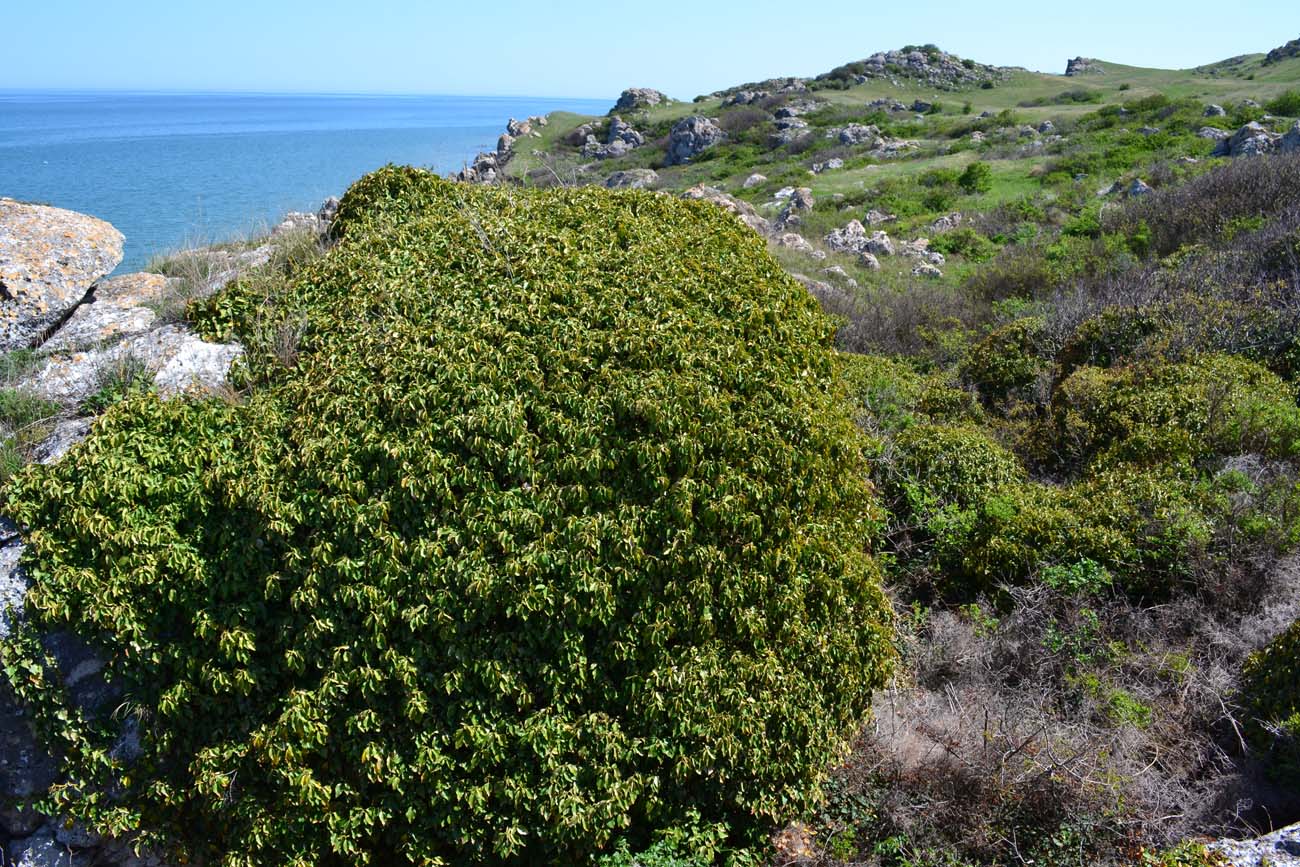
1264, 35, 1300, 65
811, 46, 1013, 91
611, 88, 669, 114
1065, 57, 1105, 76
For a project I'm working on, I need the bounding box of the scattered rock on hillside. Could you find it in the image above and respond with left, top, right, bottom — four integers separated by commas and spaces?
898, 238, 931, 258
859, 252, 882, 270
605, 169, 659, 189
1065, 57, 1104, 76
584, 121, 641, 160
1128, 178, 1154, 197
812, 158, 844, 174
612, 88, 669, 113
911, 100, 933, 113
821, 47, 1012, 91
1198, 126, 1231, 141
666, 116, 725, 165
724, 90, 769, 106
743, 173, 767, 188
839, 124, 881, 146
930, 213, 963, 233
1204, 104, 1227, 117
776, 188, 815, 230
863, 209, 897, 226
607, 116, 645, 147
820, 265, 858, 288
680, 185, 771, 235
1213, 121, 1282, 157
825, 221, 894, 257
913, 262, 943, 278
506, 117, 533, 137
457, 150, 503, 184
1038, 120, 1056, 134
775, 232, 816, 255
1282, 120, 1300, 154
1211, 821, 1300, 866
0, 199, 125, 351
769, 118, 810, 147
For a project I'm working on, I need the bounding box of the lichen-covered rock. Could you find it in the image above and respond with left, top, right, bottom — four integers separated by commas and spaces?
665, 116, 724, 165
1210, 821, 1300, 866
1065, 57, 1104, 75
743, 173, 767, 188
1204, 103, 1227, 117
605, 169, 659, 189
1214, 122, 1282, 157
680, 184, 771, 235
612, 87, 668, 113
825, 221, 894, 257
19, 325, 243, 407
42, 273, 171, 352
0, 200, 124, 350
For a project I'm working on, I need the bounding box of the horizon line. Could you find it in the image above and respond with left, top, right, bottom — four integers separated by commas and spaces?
0, 86, 615, 103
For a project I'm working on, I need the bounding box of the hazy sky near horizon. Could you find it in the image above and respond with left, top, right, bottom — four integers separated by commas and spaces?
6, 1, 1297, 99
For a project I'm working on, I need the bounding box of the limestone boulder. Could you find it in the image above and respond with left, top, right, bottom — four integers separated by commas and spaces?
665, 116, 725, 165
0, 200, 124, 350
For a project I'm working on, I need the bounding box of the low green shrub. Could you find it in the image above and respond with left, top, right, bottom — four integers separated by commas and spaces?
839, 354, 979, 435
960, 317, 1051, 403
929, 228, 999, 263
3, 168, 895, 864
1050, 354, 1300, 472
1240, 619, 1300, 783
1265, 89, 1300, 116
957, 162, 994, 194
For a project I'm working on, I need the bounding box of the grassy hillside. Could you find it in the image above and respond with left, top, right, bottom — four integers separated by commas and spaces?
490, 38, 1300, 867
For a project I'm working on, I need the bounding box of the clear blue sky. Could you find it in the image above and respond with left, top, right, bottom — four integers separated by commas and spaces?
5, 1, 1297, 99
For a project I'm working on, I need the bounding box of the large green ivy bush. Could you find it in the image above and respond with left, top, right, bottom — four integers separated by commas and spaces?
2, 167, 893, 865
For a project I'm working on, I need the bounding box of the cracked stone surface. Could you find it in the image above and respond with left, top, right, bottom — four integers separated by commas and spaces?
0, 199, 123, 351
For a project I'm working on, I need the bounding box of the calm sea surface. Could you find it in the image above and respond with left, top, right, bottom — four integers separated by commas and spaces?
0, 91, 609, 272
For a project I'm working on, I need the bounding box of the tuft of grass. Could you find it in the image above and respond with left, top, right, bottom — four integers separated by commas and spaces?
79, 354, 152, 416
0, 387, 62, 484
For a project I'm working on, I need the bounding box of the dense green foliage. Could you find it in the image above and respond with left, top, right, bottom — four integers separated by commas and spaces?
1241, 620, 1300, 783
2, 168, 893, 865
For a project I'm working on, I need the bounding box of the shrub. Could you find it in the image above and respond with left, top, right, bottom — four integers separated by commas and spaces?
1049, 354, 1300, 472
894, 424, 1024, 510
1240, 619, 1300, 783
3, 168, 894, 864
960, 316, 1051, 402
957, 162, 994, 195
839, 354, 979, 435
1265, 89, 1300, 116
929, 227, 999, 263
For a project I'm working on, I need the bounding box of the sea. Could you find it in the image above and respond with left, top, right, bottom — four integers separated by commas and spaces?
0, 91, 610, 273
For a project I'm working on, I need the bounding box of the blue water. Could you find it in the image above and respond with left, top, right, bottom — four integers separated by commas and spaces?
0, 91, 609, 272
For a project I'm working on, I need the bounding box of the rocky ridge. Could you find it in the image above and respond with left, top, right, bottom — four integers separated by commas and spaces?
815, 46, 1015, 91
